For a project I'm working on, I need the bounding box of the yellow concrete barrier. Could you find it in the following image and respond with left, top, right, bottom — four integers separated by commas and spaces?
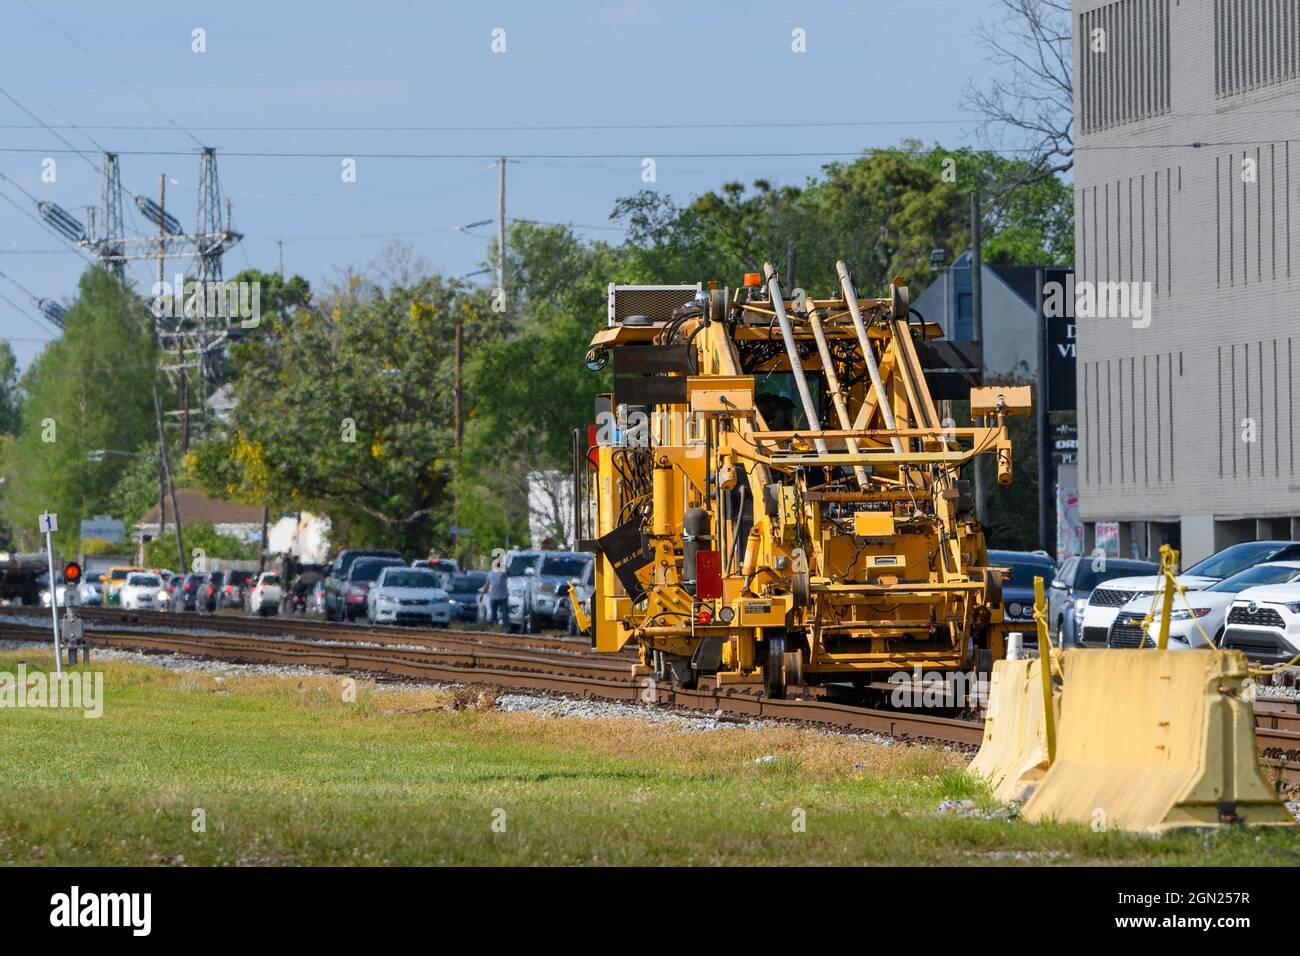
969, 657, 1059, 803
1021, 648, 1294, 832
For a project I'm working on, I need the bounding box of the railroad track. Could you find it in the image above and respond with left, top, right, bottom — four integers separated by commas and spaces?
0, 607, 1295, 787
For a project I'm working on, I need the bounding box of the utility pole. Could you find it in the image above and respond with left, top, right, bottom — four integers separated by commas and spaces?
152, 384, 186, 571
970, 185, 988, 528
454, 308, 464, 455
157, 175, 168, 541
277, 239, 284, 278
496, 157, 506, 295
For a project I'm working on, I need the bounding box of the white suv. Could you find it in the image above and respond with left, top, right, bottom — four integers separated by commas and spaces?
1077, 540, 1300, 645
1106, 560, 1300, 649
1221, 583, 1300, 664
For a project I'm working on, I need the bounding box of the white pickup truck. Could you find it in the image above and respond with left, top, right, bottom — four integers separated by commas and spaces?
247, 572, 283, 616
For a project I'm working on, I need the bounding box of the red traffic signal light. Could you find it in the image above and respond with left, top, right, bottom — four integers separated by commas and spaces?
63, 562, 81, 583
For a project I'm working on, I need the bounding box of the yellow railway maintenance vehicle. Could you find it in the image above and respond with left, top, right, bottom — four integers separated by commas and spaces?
573, 261, 1031, 699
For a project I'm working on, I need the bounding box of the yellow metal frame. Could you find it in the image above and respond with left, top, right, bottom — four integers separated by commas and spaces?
584, 269, 1022, 689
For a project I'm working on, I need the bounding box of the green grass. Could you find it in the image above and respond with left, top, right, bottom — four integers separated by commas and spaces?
0, 650, 1296, 866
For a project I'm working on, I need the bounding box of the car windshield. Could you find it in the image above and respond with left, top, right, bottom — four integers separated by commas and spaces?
110, 569, 131, 581
507, 555, 538, 576
451, 572, 487, 592
128, 575, 160, 587
260, 574, 281, 586
539, 556, 589, 577
185, 575, 202, 586
351, 560, 400, 583
990, 554, 1056, 588
1185, 542, 1293, 579
383, 570, 439, 589
209, 573, 225, 585
1207, 564, 1300, 593
1074, 562, 1157, 590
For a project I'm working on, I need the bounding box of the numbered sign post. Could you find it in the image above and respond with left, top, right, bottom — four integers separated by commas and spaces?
38, 512, 62, 675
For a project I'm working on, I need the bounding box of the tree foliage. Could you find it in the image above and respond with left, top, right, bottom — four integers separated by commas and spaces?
1, 269, 159, 552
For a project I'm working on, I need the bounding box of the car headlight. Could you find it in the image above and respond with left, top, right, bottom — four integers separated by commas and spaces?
1154, 607, 1211, 621
380, 595, 398, 605
1072, 597, 1088, 618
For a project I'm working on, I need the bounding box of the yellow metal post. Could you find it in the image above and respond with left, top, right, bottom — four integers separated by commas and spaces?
1155, 544, 1178, 651
1033, 576, 1056, 765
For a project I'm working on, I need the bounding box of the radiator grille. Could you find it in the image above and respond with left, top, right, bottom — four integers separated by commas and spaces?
1227, 604, 1286, 628
607, 284, 701, 326
1109, 613, 1153, 648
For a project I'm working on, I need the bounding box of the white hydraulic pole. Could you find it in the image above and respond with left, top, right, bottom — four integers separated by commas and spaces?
762, 263, 828, 456
836, 260, 904, 455
806, 309, 869, 488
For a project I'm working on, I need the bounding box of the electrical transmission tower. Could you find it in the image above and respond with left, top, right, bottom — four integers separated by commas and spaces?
98, 152, 125, 281
195, 148, 226, 283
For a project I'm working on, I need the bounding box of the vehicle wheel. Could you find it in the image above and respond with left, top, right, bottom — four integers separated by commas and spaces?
763, 632, 786, 699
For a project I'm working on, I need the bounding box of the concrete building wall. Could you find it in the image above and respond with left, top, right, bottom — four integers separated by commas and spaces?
1073, 0, 1300, 562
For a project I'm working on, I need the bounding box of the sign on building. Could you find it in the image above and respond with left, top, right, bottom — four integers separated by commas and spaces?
1040, 267, 1077, 413
80, 515, 125, 544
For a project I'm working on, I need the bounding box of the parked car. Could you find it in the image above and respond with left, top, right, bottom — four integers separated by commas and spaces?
310, 580, 327, 615
1077, 541, 1300, 646
198, 570, 226, 613
1221, 582, 1300, 663
366, 566, 452, 626
39, 579, 71, 608
247, 572, 283, 616
339, 556, 407, 622
503, 550, 544, 630
517, 552, 592, 633
447, 571, 487, 623
1107, 560, 1300, 649
79, 573, 104, 606
288, 569, 325, 615
169, 572, 204, 612
411, 557, 460, 587
102, 565, 145, 606
1047, 556, 1158, 647
323, 549, 403, 621
221, 569, 256, 610
119, 572, 164, 611
987, 550, 1057, 636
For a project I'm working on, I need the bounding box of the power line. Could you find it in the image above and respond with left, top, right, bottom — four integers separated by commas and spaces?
0, 288, 60, 337
2, 142, 1279, 160
21, 1, 204, 149
0, 147, 1046, 159
0, 119, 972, 133
0, 85, 100, 173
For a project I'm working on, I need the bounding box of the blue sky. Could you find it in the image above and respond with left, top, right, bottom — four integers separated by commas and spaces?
0, 0, 1005, 368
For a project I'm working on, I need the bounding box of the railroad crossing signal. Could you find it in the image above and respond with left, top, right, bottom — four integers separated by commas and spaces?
63, 562, 81, 584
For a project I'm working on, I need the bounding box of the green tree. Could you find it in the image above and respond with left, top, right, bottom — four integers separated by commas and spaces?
0, 340, 21, 436
188, 266, 483, 555
615, 142, 1073, 296
2, 268, 159, 552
